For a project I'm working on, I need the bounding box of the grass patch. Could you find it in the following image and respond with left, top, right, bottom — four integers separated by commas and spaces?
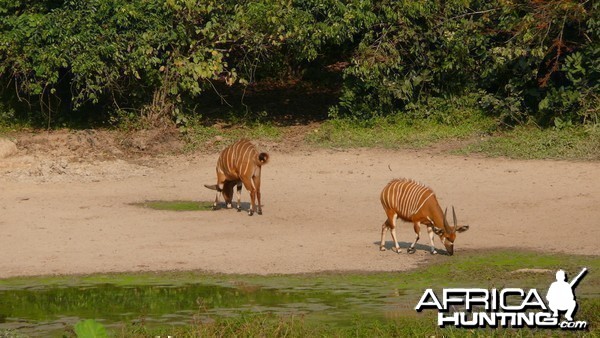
0, 249, 597, 337
2, 249, 597, 292
184, 119, 282, 152
307, 113, 600, 161
114, 306, 599, 337
132, 200, 213, 211
459, 124, 600, 160
306, 113, 496, 149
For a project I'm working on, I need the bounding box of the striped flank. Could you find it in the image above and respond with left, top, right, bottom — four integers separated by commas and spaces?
217, 139, 261, 180
380, 178, 435, 221
208, 139, 269, 215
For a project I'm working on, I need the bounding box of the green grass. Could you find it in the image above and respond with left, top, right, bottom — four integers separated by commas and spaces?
112, 306, 599, 337
459, 124, 600, 160
109, 314, 445, 338
2, 250, 597, 293
306, 113, 600, 161
5, 104, 599, 161
132, 200, 214, 211
1, 250, 597, 337
184, 120, 282, 152
306, 113, 496, 149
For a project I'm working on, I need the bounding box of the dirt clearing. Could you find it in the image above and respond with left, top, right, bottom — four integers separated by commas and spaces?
1, 132, 598, 278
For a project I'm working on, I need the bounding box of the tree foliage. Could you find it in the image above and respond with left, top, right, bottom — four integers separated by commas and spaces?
0, 0, 597, 127
335, 0, 598, 125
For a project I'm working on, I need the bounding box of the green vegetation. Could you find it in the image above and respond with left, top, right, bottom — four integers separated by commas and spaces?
308, 112, 496, 149
2, 0, 595, 160
306, 116, 600, 160
73, 319, 108, 338
0, 0, 597, 160
132, 200, 214, 211
0, 0, 597, 131
183, 120, 282, 152
0, 250, 597, 337
73, 307, 600, 338
461, 124, 600, 160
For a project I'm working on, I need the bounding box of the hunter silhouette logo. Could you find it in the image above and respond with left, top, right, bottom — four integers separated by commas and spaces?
546, 268, 587, 322
415, 267, 589, 330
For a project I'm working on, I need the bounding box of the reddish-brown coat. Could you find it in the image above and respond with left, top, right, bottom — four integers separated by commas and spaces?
205, 139, 269, 215
379, 178, 469, 255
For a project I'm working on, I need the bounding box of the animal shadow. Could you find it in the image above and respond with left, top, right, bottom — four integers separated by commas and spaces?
214, 202, 260, 212
213, 201, 246, 210
374, 241, 451, 255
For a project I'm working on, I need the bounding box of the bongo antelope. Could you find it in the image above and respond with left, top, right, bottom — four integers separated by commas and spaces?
204, 139, 269, 215
379, 178, 469, 255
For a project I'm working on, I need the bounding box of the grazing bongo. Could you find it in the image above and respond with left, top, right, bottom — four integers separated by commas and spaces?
379, 178, 469, 255
204, 139, 269, 215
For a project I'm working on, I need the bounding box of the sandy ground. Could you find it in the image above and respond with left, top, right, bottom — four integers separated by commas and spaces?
1, 134, 599, 278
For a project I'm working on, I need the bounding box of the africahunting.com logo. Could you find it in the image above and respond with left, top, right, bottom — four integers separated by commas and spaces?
415, 268, 588, 330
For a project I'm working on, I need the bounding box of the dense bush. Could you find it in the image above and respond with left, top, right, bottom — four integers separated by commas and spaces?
335, 0, 599, 126
0, 0, 597, 127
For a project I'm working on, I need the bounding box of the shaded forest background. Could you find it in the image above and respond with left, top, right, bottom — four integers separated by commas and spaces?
0, 0, 598, 129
